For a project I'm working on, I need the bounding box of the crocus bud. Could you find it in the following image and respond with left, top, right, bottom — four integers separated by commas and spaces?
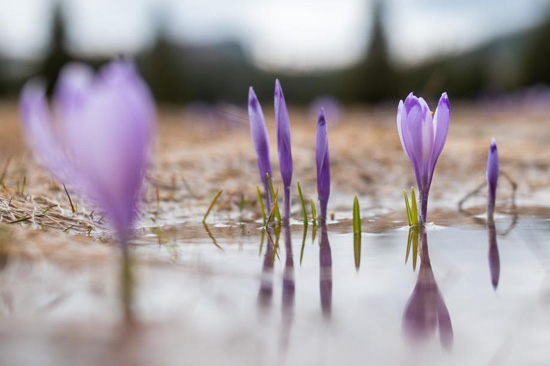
486, 139, 499, 218
275, 79, 293, 221
397, 92, 450, 224
248, 87, 273, 211
316, 109, 330, 223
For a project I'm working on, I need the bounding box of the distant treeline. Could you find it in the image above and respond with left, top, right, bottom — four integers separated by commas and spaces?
1, 3, 549, 105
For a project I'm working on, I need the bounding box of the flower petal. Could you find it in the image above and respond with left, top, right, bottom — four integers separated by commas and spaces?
64, 61, 154, 240
248, 86, 273, 207
274, 79, 293, 188
431, 92, 450, 172
20, 79, 70, 181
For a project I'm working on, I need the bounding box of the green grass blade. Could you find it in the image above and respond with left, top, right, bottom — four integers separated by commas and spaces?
353, 195, 361, 270
353, 195, 361, 235
410, 187, 418, 226
202, 189, 223, 223
265, 188, 280, 228
256, 185, 267, 224
404, 189, 412, 226
297, 181, 308, 226
310, 198, 317, 226
266, 173, 281, 223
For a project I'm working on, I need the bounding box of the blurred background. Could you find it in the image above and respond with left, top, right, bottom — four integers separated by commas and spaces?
1, 0, 550, 106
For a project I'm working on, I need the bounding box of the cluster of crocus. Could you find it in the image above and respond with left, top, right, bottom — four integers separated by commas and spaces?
316, 109, 331, 223
20, 60, 155, 318
248, 80, 293, 222
397, 93, 450, 224
486, 139, 499, 219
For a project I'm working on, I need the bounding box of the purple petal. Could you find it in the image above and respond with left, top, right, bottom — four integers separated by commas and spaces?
53, 63, 94, 126
248, 87, 273, 208
19, 79, 71, 181
430, 92, 450, 175
275, 79, 293, 189
402, 96, 433, 188
486, 139, 499, 215
316, 108, 330, 221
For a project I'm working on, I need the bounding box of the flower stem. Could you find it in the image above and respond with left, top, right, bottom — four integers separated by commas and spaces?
121, 247, 135, 323
283, 185, 291, 225
420, 191, 429, 225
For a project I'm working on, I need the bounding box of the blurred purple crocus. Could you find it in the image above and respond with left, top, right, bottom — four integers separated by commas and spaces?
397, 92, 450, 224
248, 87, 273, 212
275, 80, 293, 221
316, 109, 331, 223
487, 139, 499, 218
20, 60, 155, 247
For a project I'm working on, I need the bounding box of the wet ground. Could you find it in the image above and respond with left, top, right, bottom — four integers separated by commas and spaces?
0, 101, 549, 365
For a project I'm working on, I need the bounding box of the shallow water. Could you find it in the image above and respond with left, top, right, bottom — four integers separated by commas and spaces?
1, 213, 550, 366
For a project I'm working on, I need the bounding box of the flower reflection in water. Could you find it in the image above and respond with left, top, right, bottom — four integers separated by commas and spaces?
402, 230, 453, 350
280, 225, 295, 357
487, 219, 500, 290
257, 228, 277, 312
319, 225, 332, 319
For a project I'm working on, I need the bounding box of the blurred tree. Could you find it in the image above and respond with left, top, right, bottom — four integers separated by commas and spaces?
41, 2, 71, 94
353, 0, 397, 103
522, 12, 550, 86
139, 9, 186, 104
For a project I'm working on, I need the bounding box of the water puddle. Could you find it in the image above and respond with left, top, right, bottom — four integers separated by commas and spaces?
0, 211, 549, 365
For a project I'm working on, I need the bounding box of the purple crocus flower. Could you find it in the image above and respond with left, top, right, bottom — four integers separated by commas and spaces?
486, 139, 499, 218
20, 60, 155, 247
248, 87, 273, 212
316, 108, 331, 223
275, 80, 293, 221
397, 92, 450, 224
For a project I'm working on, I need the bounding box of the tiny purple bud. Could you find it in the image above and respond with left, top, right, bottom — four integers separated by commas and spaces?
20, 60, 155, 246
397, 92, 450, 223
316, 108, 330, 223
275, 79, 293, 220
248, 87, 273, 211
486, 139, 499, 217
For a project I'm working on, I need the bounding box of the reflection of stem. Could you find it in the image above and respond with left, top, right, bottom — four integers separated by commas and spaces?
319, 225, 332, 319
258, 229, 275, 311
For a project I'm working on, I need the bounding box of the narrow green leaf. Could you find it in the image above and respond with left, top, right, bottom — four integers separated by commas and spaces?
353, 195, 361, 235
265, 188, 279, 228
410, 187, 418, 226
266, 173, 281, 223
297, 181, 308, 226
353, 195, 361, 270
202, 189, 223, 223
310, 198, 317, 226
256, 185, 267, 224
404, 189, 412, 226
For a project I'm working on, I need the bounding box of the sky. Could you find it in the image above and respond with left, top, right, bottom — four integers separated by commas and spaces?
0, 0, 548, 70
